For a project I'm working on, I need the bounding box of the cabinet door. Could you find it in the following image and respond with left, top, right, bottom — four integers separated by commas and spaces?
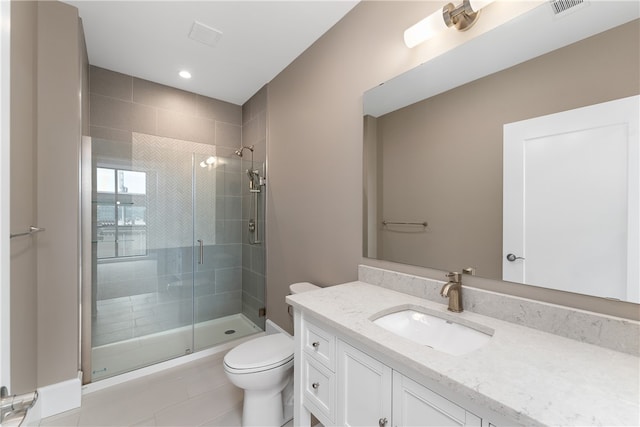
392, 373, 482, 426
337, 340, 392, 427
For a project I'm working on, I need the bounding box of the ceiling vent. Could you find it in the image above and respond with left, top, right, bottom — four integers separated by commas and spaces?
549, 0, 588, 16
188, 21, 223, 48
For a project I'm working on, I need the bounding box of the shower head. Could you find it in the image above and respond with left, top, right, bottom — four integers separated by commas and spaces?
234, 145, 254, 157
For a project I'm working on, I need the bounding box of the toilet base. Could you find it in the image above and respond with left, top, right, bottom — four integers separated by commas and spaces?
241, 378, 293, 427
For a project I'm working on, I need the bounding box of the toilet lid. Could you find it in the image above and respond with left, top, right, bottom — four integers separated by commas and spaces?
224, 333, 294, 372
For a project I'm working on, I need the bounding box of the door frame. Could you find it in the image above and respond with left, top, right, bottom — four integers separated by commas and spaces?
503, 95, 639, 301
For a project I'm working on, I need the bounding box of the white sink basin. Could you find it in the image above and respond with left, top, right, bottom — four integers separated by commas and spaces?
372, 309, 492, 356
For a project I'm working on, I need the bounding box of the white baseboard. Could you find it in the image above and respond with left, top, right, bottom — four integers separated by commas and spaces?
23, 372, 82, 422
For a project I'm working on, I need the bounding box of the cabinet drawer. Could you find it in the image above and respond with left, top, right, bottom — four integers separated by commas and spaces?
303, 319, 335, 370
302, 357, 336, 423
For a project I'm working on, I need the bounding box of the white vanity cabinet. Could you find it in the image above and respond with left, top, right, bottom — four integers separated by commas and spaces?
392, 373, 482, 426
295, 313, 485, 427
337, 340, 392, 426
300, 320, 337, 424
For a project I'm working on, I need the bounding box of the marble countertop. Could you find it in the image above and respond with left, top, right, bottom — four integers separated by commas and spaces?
286, 281, 640, 426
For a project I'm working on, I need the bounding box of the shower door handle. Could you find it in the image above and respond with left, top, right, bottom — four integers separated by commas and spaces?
197, 239, 204, 265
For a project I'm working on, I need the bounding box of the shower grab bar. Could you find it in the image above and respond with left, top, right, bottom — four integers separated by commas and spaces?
10, 226, 46, 239
382, 220, 428, 227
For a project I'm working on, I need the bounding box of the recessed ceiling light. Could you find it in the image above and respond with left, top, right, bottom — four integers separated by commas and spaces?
179, 70, 192, 79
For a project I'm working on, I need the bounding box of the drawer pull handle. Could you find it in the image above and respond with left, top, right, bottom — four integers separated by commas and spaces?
312, 382, 320, 390
312, 341, 320, 348
379, 417, 388, 427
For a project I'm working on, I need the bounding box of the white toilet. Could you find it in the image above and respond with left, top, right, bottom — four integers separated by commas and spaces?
224, 282, 319, 426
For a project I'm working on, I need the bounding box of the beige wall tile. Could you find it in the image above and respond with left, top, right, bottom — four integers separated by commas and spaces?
131, 103, 157, 135
241, 115, 259, 146
215, 122, 241, 149
216, 146, 240, 158
90, 65, 132, 101
242, 85, 267, 125
90, 126, 132, 143
92, 135, 133, 161
196, 95, 241, 125
133, 77, 197, 114
156, 109, 215, 145
90, 93, 132, 130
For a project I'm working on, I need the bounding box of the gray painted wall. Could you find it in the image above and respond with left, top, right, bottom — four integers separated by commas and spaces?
36, 0, 86, 388
10, 0, 90, 390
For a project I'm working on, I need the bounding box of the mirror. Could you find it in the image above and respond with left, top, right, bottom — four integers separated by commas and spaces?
363, 2, 639, 303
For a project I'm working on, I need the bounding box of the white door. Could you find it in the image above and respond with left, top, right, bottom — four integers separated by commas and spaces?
503, 96, 639, 302
337, 340, 392, 427
1, 0, 11, 393
392, 372, 482, 426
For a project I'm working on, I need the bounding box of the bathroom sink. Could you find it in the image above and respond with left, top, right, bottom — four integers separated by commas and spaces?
372, 309, 492, 356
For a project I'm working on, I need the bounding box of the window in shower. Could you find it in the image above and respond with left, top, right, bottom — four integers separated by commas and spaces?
96, 167, 148, 259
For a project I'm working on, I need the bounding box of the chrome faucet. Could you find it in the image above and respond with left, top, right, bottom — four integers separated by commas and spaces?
440, 272, 463, 313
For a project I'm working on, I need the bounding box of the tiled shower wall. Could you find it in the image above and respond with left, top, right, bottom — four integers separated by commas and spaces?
89, 66, 254, 345
241, 87, 268, 328
90, 66, 241, 150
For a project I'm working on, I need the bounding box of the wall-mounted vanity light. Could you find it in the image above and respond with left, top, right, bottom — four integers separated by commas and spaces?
404, 0, 495, 48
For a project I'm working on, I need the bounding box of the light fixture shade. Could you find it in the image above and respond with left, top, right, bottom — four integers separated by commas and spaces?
179, 70, 192, 79
404, 8, 448, 48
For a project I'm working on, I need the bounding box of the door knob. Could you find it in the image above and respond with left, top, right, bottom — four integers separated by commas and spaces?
506, 253, 525, 262
379, 417, 388, 427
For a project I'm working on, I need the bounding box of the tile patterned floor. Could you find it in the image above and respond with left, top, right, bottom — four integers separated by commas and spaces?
40, 353, 245, 427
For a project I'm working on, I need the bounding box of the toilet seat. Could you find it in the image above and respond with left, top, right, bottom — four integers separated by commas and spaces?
224, 333, 294, 374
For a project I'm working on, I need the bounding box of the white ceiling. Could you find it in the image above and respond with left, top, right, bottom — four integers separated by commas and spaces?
64, 1, 359, 106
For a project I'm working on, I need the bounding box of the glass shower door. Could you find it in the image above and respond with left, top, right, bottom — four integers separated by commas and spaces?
87, 134, 262, 383
193, 153, 255, 351
90, 136, 196, 381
